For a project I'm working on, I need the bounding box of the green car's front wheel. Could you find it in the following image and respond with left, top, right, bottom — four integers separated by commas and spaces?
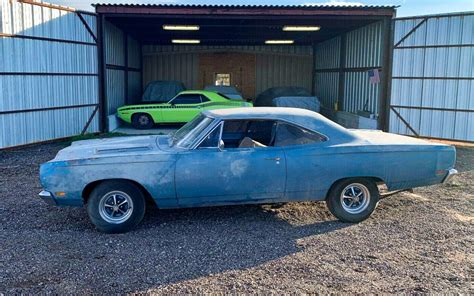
132, 113, 154, 129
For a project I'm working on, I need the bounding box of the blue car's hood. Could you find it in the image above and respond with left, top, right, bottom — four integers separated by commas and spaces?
52, 135, 172, 162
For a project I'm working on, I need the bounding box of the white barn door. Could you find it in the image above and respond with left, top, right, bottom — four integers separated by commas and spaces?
0, 0, 99, 148
389, 13, 474, 142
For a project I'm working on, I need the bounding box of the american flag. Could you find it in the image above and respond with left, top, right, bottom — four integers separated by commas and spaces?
368, 69, 380, 84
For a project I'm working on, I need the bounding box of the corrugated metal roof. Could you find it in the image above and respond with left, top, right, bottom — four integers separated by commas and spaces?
92, 3, 397, 9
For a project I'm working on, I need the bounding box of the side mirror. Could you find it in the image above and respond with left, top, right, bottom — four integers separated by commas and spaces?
218, 140, 225, 151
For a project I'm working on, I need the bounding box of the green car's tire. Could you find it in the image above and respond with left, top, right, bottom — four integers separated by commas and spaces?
132, 113, 154, 129
86, 180, 146, 233
326, 178, 379, 223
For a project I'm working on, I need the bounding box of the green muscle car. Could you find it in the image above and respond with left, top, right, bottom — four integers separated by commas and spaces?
117, 90, 253, 129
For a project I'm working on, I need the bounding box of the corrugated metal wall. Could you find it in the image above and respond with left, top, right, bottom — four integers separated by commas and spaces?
104, 20, 141, 116
255, 53, 312, 94
104, 21, 124, 114
127, 36, 142, 103
390, 13, 474, 142
142, 45, 312, 96
142, 51, 198, 89
344, 21, 383, 115
314, 37, 340, 109
314, 21, 384, 117
0, 0, 99, 149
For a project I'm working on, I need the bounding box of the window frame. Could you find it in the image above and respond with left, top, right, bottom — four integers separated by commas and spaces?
196, 122, 224, 150
191, 117, 329, 150
214, 73, 231, 86
200, 95, 210, 103
273, 121, 328, 147
174, 115, 216, 149
168, 93, 203, 105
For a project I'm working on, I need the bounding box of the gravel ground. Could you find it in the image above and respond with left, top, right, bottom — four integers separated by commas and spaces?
0, 142, 472, 294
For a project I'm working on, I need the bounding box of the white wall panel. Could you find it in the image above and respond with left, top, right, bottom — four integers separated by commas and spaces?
390, 13, 474, 142
0, 106, 99, 148
0, 0, 99, 149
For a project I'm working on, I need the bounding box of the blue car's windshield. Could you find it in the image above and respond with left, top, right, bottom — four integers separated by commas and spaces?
171, 114, 215, 148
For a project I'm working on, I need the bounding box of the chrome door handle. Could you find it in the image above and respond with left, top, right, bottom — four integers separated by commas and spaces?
264, 157, 281, 161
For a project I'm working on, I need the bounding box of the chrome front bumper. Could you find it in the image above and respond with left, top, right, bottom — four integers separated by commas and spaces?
442, 169, 458, 184
38, 190, 56, 205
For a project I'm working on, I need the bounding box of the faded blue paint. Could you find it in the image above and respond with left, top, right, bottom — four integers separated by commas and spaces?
39, 108, 456, 208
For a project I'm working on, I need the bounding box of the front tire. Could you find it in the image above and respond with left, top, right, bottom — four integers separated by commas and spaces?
132, 113, 154, 129
326, 178, 379, 223
86, 181, 146, 233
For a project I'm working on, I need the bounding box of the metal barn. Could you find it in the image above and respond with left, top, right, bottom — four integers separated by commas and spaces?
0, 0, 473, 149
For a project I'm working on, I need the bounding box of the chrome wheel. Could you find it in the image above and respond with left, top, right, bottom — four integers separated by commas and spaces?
138, 115, 149, 126
340, 183, 371, 214
98, 191, 134, 224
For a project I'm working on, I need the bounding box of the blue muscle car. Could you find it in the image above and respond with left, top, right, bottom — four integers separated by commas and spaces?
39, 108, 457, 233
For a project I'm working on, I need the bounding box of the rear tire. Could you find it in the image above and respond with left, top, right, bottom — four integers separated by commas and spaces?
132, 113, 154, 129
326, 178, 379, 223
86, 180, 146, 233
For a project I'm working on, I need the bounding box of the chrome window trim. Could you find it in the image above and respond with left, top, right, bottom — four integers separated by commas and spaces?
188, 116, 329, 150
168, 93, 202, 105
274, 118, 329, 143
175, 115, 216, 149
191, 120, 223, 150
273, 120, 329, 146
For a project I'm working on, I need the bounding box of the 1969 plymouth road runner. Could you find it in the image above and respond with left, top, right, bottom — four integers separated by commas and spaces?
39, 108, 457, 233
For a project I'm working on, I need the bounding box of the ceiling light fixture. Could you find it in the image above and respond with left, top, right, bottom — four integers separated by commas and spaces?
172, 39, 201, 44
283, 26, 321, 32
163, 25, 200, 31
265, 40, 294, 45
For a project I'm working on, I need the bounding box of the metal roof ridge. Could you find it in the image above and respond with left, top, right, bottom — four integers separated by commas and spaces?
91, 3, 398, 9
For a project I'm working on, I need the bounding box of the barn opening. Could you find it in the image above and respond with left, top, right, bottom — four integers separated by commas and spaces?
95, 4, 396, 132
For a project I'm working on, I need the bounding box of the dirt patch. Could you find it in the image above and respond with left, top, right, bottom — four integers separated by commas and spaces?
0, 142, 472, 294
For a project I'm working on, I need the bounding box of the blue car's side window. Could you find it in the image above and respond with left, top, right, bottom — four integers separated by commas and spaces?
274, 123, 326, 147
198, 123, 222, 148
218, 120, 277, 149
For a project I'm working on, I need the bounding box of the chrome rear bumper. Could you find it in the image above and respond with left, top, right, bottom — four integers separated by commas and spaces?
442, 169, 458, 184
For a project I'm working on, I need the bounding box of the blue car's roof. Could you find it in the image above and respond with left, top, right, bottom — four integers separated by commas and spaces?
204, 107, 358, 143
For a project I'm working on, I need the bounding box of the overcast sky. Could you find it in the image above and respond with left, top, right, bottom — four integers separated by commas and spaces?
52, 0, 473, 17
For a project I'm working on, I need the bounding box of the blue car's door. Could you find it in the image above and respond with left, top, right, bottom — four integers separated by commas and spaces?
272, 121, 329, 201
175, 147, 286, 207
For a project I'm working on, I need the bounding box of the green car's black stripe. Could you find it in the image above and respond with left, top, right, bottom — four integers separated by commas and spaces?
120, 101, 244, 111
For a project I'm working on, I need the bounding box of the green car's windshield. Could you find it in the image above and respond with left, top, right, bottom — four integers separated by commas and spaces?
171, 114, 215, 148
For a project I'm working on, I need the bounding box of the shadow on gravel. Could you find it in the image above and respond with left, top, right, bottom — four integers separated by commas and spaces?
98, 204, 350, 293
2, 202, 350, 293
455, 147, 474, 172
